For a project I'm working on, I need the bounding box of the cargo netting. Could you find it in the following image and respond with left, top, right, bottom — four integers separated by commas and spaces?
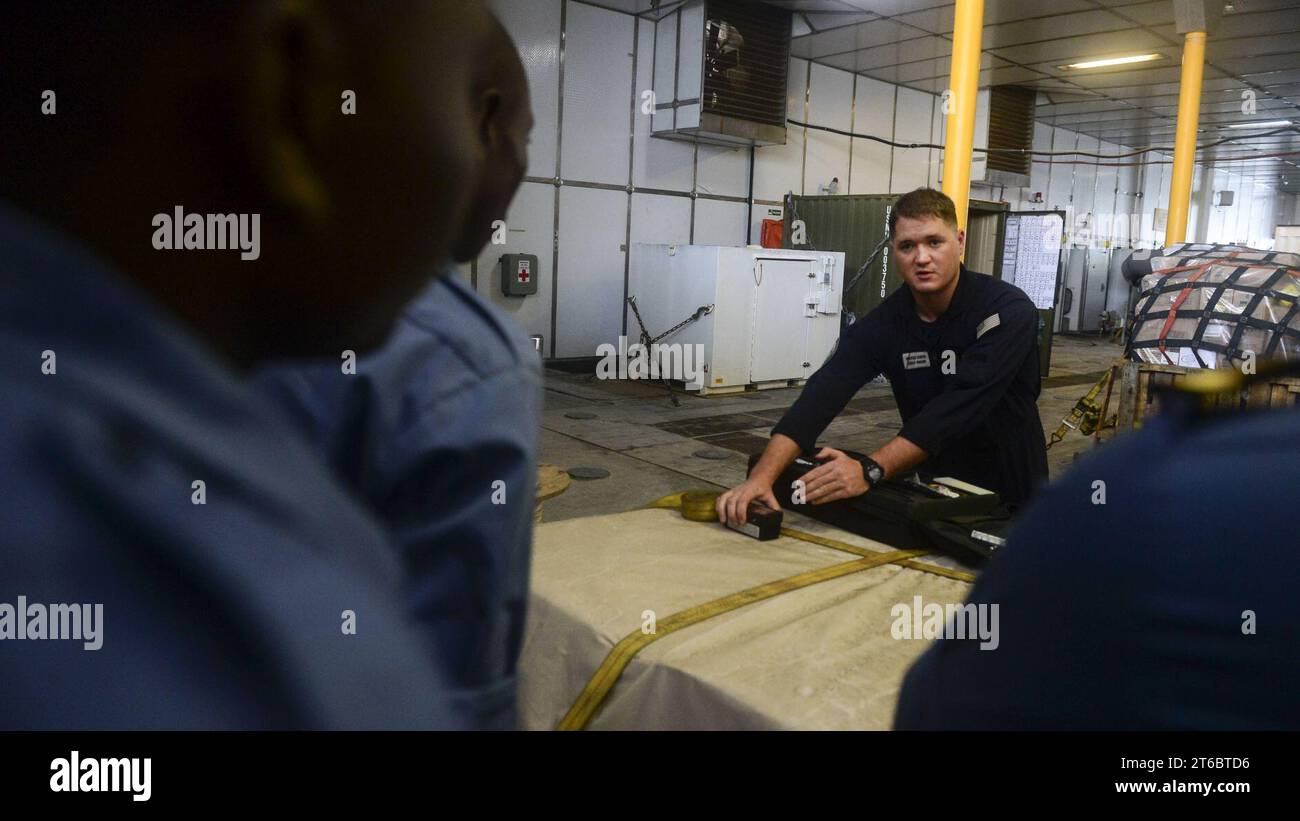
1122, 243, 1300, 369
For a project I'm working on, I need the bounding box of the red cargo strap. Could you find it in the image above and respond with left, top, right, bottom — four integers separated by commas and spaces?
1155, 253, 1239, 364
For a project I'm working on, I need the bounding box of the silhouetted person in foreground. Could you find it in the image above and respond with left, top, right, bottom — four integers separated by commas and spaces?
0, 0, 501, 728
896, 388, 1300, 729
256, 15, 541, 730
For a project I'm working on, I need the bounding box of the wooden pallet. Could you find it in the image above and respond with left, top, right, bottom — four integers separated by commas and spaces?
1104, 358, 1300, 435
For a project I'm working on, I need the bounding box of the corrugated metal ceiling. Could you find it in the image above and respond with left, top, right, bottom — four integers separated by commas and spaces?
753, 0, 1300, 190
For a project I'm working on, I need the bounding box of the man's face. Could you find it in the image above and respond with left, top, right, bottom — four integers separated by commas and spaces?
892, 214, 965, 296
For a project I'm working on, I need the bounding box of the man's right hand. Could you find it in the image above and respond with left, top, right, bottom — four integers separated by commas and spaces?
715, 478, 781, 526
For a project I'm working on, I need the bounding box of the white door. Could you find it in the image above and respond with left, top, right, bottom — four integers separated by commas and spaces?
750, 258, 813, 383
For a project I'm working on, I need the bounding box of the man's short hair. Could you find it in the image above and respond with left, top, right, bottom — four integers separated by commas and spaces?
889, 187, 959, 235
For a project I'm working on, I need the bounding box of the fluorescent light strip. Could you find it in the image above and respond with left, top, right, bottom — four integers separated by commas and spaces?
1226, 120, 1293, 129
1060, 53, 1162, 70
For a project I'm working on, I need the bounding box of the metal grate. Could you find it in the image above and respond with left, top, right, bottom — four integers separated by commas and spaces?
701, 0, 792, 129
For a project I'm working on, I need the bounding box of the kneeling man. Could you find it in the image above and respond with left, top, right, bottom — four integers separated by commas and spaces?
718, 187, 1047, 524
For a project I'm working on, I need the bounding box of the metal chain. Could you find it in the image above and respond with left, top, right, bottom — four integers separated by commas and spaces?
651, 303, 714, 344
626, 295, 713, 345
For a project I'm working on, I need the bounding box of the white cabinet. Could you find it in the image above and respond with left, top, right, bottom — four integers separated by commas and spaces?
628, 245, 844, 395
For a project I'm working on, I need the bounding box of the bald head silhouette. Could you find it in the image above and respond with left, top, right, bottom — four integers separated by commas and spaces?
450, 15, 534, 264
2, 0, 502, 366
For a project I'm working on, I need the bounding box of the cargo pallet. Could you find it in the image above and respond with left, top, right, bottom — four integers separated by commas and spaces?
1097, 358, 1300, 440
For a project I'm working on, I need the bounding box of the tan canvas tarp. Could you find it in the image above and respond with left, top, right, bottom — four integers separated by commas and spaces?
519, 508, 974, 730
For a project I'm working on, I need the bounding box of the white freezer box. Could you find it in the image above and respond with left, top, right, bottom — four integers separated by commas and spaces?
628, 244, 845, 395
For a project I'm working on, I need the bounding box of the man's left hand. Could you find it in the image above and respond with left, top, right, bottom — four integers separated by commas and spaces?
801, 447, 870, 504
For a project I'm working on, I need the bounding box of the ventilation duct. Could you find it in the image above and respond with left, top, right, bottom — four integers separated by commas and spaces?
652, 0, 792, 148
985, 85, 1036, 187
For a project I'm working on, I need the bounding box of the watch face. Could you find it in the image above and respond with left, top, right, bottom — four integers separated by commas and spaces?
867, 464, 884, 483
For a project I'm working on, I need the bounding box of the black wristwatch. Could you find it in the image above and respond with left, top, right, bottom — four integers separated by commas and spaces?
857, 456, 886, 489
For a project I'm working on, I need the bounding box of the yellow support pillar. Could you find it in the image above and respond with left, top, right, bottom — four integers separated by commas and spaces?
1166, 30, 1206, 244
941, 0, 985, 233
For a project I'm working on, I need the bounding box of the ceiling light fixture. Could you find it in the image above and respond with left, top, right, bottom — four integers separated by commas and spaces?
1059, 53, 1163, 70
1227, 119, 1293, 129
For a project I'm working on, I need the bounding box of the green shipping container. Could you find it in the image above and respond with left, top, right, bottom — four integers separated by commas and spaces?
782, 194, 901, 321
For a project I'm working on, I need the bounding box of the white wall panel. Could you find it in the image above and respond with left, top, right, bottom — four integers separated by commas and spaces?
850, 76, 894, 195
1213, 171, 1233, 243
475, 181, 556, 344
1071, 135, 1099, 222
677, 1, 704, 101
629, 193, 691, 246
1206, 167, 1228, 242
1231, 173, 1252, 243
1138, 156, 1165, 247
929, 92, 945, 189
892, 88, 934, 193
651, 9, 678, 134
1113, 157, 1139, 247
1188, 164, 1208, 242
556, 186, 628, 357
752, 58, 808, 202
1216, 173, 1234, 243
693, 199, 748, 247
1155, 161, 1173, 245
1020, 121, 1054, 210
561, 3, 634, 185
634, 20, 695, 191
804, 63, 853, 196
1046, 128, 1077, 214
696, 144, 750, 198
491, 0, 562, 179
1253, 186, 1277, 247
1243, 178, 1259, 243
971, 88, 989, 182
1092, 140, 1119, 246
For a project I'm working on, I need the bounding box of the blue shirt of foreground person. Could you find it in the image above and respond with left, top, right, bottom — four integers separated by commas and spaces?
894, 396, 1300, 729
0, 206, 464, 730
256, 269, 541, 730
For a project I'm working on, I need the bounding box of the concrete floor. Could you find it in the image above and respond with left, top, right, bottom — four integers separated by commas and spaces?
539, 333, 1125, 523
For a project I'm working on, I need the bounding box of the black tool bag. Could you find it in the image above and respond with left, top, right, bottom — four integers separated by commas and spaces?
749, 449, 1014, 565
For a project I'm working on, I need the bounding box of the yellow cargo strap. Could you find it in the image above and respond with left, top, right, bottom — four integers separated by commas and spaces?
556, 548, 924, 731
555, 493, 974, 730
780, 526, 976, 584
642, 491, 976, 583
1047, 369, 1115, 449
